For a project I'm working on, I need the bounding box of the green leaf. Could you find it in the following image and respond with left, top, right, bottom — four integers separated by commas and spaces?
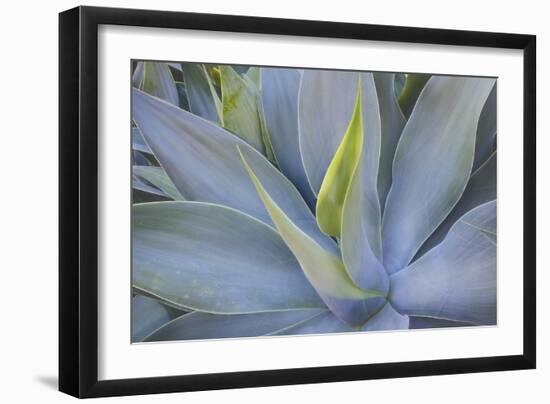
133, 201, 325, 313
239, 148, 384, 326
382, 76, 496, 274
140, 62, 179, 106
245, 66, 261, 89
144, 309, 326, 342
133, 166, 184, 201
220, 66, 265, 152
397, 73, 431, 117
316, 79, 363, 237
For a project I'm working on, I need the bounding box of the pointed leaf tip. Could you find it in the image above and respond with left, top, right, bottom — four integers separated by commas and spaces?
316, 80, 364, 237
238, 146, 384, 324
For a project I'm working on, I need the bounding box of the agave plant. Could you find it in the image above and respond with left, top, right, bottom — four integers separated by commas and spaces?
130, 61, 496, 342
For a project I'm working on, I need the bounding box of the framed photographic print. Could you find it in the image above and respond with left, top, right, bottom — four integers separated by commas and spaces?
59, 6, 536, 398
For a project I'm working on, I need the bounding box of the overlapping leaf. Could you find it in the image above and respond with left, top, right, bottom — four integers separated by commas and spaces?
390, 201, 497, 325
133, 201, 325, 313
382, 76, 496, 274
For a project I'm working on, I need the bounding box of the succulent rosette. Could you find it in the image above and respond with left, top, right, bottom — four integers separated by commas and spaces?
131, 62, 496, 342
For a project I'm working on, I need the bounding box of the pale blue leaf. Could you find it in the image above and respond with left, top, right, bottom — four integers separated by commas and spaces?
472, 84, 497, 172
373, 72, 406, 210
132, 174, 167, 198
340, 74, 388, 305
144, 309, 325, 342
133, 166, 184, 201
382, 76, 496, 274
409, 316, 473, 329
168, 62, 182, 71
415, 152, 496, 259
132, 126, 152, 154
133, 201, 325, 313
273, 302, 408, 335
298, 70, 360, 194
389, 201, 497, 325
132, 295, 182, 342
181, 63, 221, 123
140, 62, 179, 106
132, 88, 331, 247
261, 68, 316, 208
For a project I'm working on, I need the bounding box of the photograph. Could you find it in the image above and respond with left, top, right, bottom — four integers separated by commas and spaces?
130, 61, 497, 343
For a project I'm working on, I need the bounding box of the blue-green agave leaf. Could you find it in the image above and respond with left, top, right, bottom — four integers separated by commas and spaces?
133, 201, 325, 313
245, 66, 261, 89
382, 76, 496, 274
220, 66, 265, 152
132, 88, 331, 246
133, 166, 184, 201
181, 63, 221, 123
389, 201, 496, 325
132, 295, 182, 342
132, 126, 152, 154
273, 303, 408, 335
339, 74, 388, 301
298, 70, 361, 194
373, 73, 406, 210
472, 84, 497, 172
261, 68, 316, 208
415, 152, 496, 259
132, 174, 168, 198
139, 62, 179, 106
240, 149, 384, 326
144, 309, 326, 342
397, 73, 431, 117
408, 316, 473, 329
167, 62, 182, 71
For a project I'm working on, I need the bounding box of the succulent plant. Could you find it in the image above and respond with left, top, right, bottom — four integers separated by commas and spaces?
131, 61, 496, 342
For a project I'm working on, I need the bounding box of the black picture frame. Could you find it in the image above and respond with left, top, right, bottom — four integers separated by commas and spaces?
59, 5, 536, 398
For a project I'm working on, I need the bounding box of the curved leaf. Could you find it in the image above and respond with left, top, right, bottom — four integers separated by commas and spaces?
298, 70, 359, 194
472, 84, 497, 172
261, 68, 316, 208
132, 62, 144, 87
133, 166, 184, 201
133, 201, 325, 313
181, 63, 221, 123
240, 150, 384, 326
132, 174, 168, 199
144, 309, 325, 342
220, 65, 265, 152
132, 295, 182, 342
340, 74, 387, 298
397, 73, 430, 117
389, 201, 497, 325
415, 152, 496, 259
382, 76, 496, 274
409, 316, 473, 329
132, 88, 330, 247
373, 73, 406, 210
273, 302, 408, 335
132, 126, 152, 154
140, 62, 179, 106
316, 80, 363, 237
